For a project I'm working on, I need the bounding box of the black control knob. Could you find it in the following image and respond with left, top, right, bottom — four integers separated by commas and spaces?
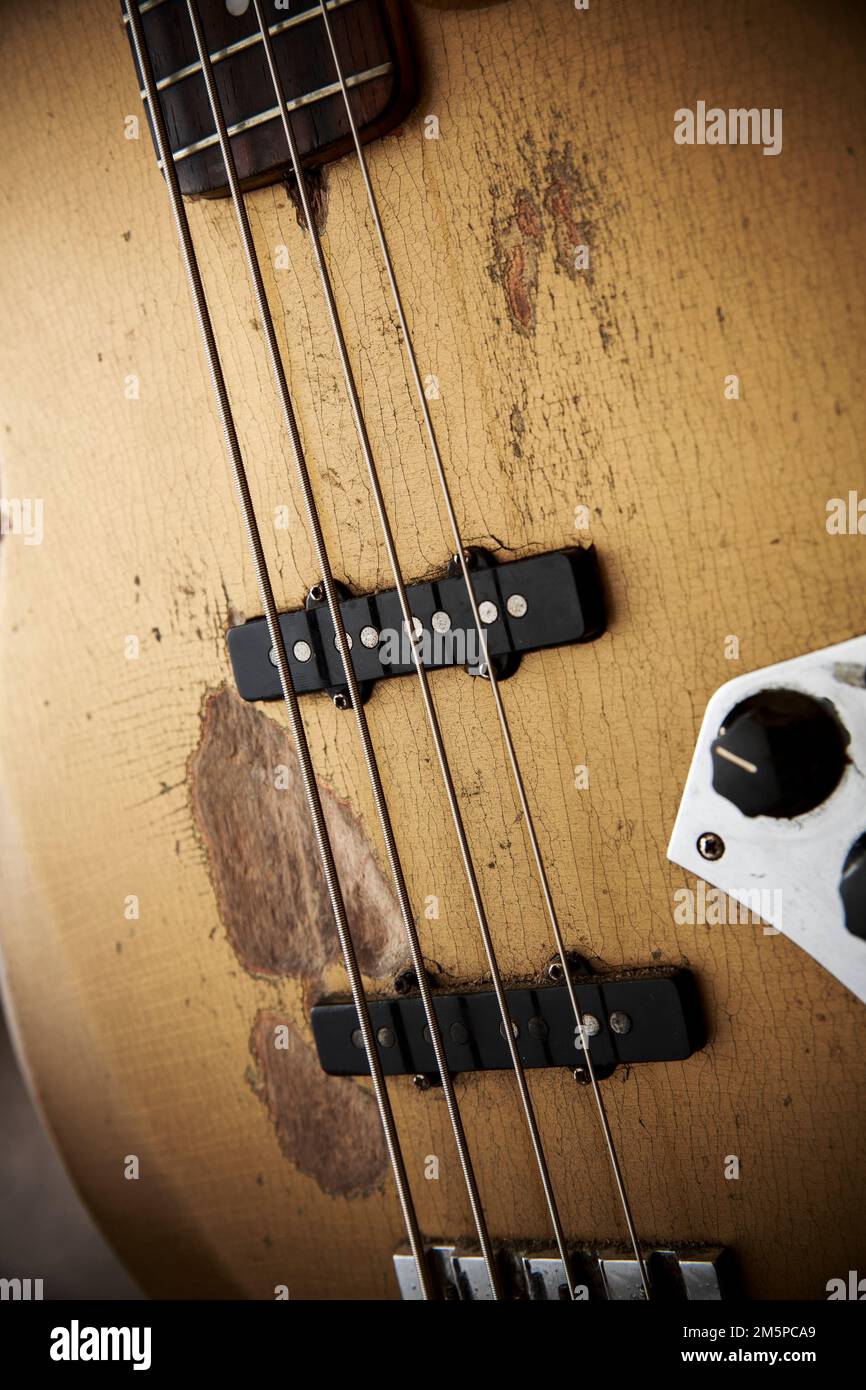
711, 688, 848, 818
840, 835, 866, 941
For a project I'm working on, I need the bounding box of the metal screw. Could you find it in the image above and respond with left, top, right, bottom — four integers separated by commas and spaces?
450, 1022, 469, 1044
393, 970, 417, 996
478, 600, 498, 624
528, 1016, 548, 1040
405, 615, 423, 639
431, 610, 451, 634
351, 1028, 365, 1050
546, 953, 587, 984
572, 1066, 590, 1086
412, 1074, 432, 1091
697, 831, 725, 861
360, 625, 379, 648
333, 631, 353, 650
573, 1014, 600, 1049
292, 639, 312, 663
333, 692, 350, 711
609, 1011, 632, 1035
376, 1026, 396, 1049
506, 593, 528, 618
308, 583, 324, 603
499, 1019, 520, 1040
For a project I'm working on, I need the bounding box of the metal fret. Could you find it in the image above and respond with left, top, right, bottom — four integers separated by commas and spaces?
154, 62, 392, 166
125, 0, 170, 14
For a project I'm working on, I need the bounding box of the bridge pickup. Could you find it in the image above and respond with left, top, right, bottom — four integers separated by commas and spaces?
394, 1244, 729, 1301
311, 967, 703, 1080
227, 546, 606, 704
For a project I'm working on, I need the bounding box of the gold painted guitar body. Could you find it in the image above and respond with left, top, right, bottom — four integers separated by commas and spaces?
1, 0, 864, 1299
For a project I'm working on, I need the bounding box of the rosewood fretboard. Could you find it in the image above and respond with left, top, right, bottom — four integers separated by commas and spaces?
123, 0, 416, 196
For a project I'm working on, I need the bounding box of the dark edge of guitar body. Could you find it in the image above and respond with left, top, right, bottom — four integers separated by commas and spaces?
123, 0, 418, 198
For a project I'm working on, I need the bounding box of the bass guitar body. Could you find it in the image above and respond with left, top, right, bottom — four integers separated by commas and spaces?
1, 0, 864, 1301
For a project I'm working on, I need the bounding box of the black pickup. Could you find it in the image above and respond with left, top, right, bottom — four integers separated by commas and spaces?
312, 968, 704, 1081
227, 546, 606, 704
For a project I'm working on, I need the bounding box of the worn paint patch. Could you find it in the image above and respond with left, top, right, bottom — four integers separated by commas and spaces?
249, 1012, 386, 1198
285, 165, 328, 234
543, 145, 597, 285
491, 187, 544, 336
509, 401, 526, 460
189, 685, 405, 980
543, 143, 622, 354
489, 141, 617, 346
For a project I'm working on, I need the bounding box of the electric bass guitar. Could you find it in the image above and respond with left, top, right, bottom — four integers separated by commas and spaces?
1, 0, 864, 1301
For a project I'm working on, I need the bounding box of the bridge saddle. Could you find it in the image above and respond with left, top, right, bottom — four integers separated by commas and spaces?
394, 1245, 728, 1301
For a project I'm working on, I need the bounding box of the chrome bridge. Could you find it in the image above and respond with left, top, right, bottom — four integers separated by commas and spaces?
394, 1245, 728, 1301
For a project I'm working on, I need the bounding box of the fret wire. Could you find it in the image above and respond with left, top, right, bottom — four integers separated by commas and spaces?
183, 0, 503, 1299
127, 0, 347, 16
125, 0, 170, 14
129, 0, 359, 95
315, 0, 653, 1298
125, 0, 347, 17
124, 0, 434, 1300
251, 0, 583, 1297
153, 63, 391, 166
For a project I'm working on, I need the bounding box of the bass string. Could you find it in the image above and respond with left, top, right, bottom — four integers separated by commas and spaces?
313, 0, 651, 1297
180, 0, 501, 1298
123, 0, 435, 1300
249, 0, 579, 1296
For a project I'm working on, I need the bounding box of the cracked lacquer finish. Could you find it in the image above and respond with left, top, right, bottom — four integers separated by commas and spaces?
0, 0, 865, 1298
